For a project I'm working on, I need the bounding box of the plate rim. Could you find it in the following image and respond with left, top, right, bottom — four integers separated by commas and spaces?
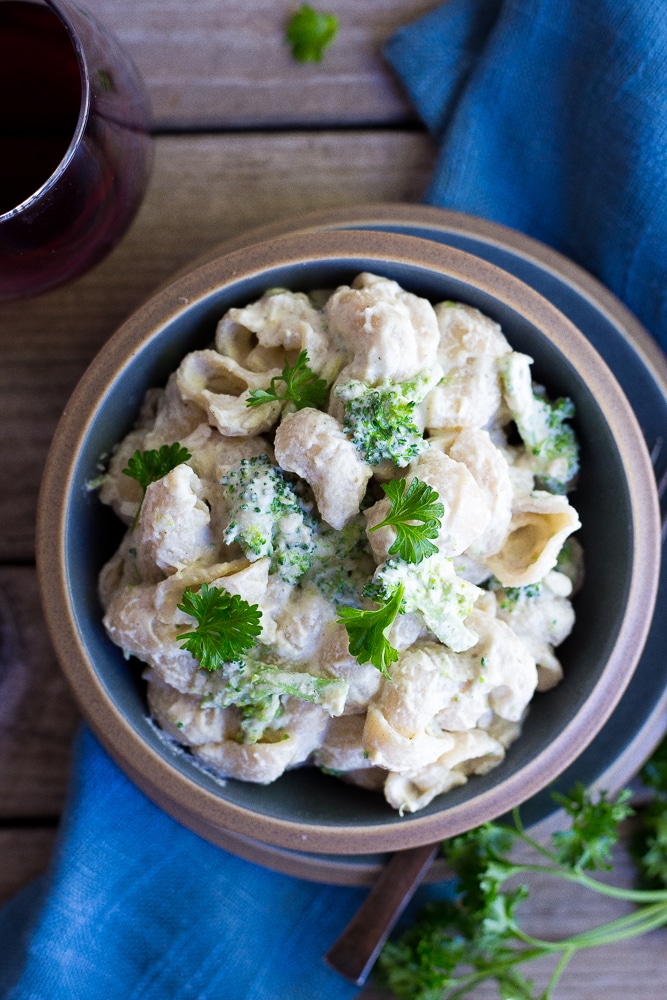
162, 204, 667, 883
55, 205, 667, 884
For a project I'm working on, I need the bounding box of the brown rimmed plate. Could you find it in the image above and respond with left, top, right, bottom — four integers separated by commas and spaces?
37, 214, 664, 884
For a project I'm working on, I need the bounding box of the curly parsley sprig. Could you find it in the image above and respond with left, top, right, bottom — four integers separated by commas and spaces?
376, 759, 667, 1000
369, 477, 444, 564
336, 584, 404, 677
177, 583, 262, 672
122, 442, 191, 529
246, 350, 328, 411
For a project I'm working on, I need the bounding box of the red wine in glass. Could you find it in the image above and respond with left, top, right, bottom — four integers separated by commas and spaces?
0, 0, 153, 299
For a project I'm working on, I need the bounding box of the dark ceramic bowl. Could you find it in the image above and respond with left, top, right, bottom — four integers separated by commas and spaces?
37, 229, 661, 857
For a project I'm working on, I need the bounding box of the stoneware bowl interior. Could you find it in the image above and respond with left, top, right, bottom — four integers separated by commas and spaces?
36, 229, 661, 856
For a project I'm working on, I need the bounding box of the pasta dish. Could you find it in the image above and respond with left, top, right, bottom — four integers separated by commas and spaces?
97, 273, 582, 814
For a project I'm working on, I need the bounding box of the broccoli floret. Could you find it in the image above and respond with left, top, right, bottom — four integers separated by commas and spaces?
501, 353, 580, 493
488, 578, 543, 611
198, 658, 348, 743
555, 537, 585, 591
221, 455, 317, 584
366, 551, 482, 652
302, 514, 375, 606
334, 371, 438, 467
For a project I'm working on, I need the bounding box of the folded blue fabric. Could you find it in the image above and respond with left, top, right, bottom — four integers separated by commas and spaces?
0, 730, 455, 998
0, 728, 368, 999
3, 2, 666, 997
385, 0, 667, 352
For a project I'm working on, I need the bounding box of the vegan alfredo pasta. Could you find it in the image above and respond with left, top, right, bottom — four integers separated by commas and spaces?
97, 273, 582, 814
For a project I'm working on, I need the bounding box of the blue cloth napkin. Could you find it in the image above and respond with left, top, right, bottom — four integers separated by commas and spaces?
386, 0, 667, 353
0, 728, 368, 999
3, 1, 667, 997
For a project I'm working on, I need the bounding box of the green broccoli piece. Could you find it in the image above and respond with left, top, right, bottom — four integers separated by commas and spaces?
555, 537, 584, 590
488, 578, 543, 611
198, 658, 348, 744
334, 372, 436, 467
366, 551, 482, 653
221, 455, 317, 584
302, 514, 375, 606
501, 353, 580, 493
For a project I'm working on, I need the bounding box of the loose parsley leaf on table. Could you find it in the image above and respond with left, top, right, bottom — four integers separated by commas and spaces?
122, 442, 191, 529
369, 477, 444, 565
177, 583, 262, 672
286, 5, 339, 64
246, 349, 328, 411
336, 583, 404, 677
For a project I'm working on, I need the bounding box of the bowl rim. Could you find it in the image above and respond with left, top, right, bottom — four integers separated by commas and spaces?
36, 228, 662, 854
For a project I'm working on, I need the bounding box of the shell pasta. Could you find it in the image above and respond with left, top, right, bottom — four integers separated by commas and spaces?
97, 273, 582, 814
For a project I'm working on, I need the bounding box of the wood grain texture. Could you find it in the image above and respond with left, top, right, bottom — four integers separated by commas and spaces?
0, 568, 80, 818
83, 1, 441, 129
0, 129, 435, 561
0, 828, 59, 906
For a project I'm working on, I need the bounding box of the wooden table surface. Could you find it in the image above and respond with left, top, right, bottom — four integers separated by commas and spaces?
1, 3, 665, 997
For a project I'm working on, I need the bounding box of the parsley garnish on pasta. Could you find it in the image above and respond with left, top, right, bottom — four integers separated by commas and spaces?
177, 583, 262, 672
246, 350, 328, 411
336, 584, 405, 677
369, 477, 444, 564
122, 442, 191, 529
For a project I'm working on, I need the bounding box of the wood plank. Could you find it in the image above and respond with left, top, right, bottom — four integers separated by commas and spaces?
0, 130, 435, 561
84, 1, 441, 129
0, 363, 83, 564
0, 828, 59, 907
0, 568, 80, 819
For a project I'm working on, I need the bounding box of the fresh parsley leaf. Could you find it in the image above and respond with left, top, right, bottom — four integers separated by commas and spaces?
122, 442, 191, 492
336, 584, 404, 677
122, 442, 191, 529
369, 477, 444, 564
551, 783, 634, 872
286, 5, 339, 63
377, 898, 468, 999
246, 350, 328, 411
633, 807, 667, 891
177, 583, 262, 672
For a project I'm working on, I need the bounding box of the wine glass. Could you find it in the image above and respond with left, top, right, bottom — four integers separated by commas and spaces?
0, 0, 153, 299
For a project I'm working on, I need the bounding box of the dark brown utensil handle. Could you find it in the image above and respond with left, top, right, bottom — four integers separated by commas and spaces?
325, 841, 440, 985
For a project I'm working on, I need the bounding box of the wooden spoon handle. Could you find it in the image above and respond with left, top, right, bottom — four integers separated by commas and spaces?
324, 841, 440, 985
